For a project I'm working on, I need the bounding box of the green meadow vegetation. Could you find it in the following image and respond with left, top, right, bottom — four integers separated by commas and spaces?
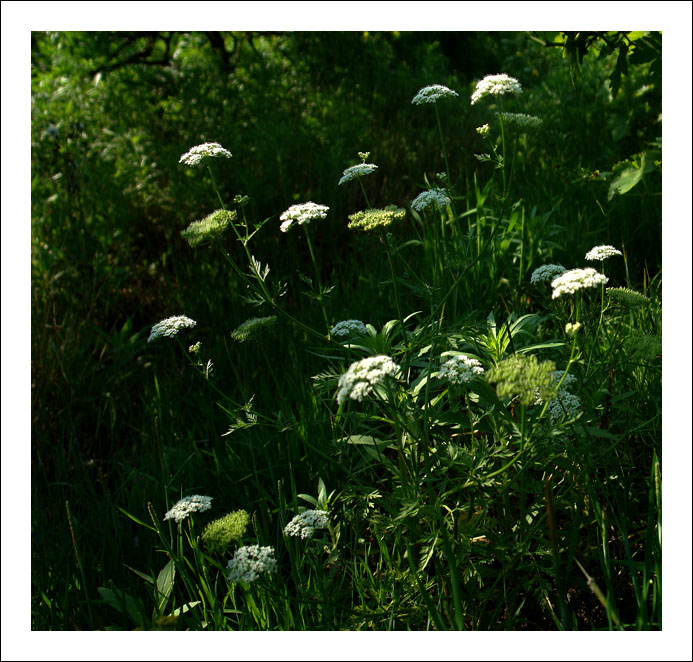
31, 31, 662, 631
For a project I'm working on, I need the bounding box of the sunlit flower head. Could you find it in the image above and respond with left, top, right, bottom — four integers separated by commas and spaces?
530, 264, 567, 285
164, 495, 213, 523
411, 188, 451, 213
476, 124, 490, 136
337, 355, 399, 405
439, 355, 484, 385
471, 74, 522, 105
348, 206, 406, 232
412, 84, 459, 105
179, 142, 232, 167
181, 209, 236, 247
565, 322, 582, 337
338, 163, 378, 186
551, 268, 608, 299
226, 545, 277, 583
148, 315, 197, 343
284, 510, 330, 540
585, 245, 623, 261
201, 510, 250, 554
279, 202, 329, 233
331, 319, 368, 339
487, 354, 556, 407
230, 316, 277, 342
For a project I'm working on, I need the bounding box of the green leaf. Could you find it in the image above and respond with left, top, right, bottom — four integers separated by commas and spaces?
155, 559, 176, 613
97, 587, 145, 627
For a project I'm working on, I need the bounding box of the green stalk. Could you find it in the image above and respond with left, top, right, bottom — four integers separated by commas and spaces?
434, 104, 453, 188
303, 225, 331, 334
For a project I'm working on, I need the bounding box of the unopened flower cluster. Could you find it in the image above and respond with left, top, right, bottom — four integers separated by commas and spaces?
331, 319, 368, 339
476, 124, 490, 136
284, 510, 330, 539
148, 315, 197, 343
279, 202, 329, 233
565, 322, 582, 337
179, 142, 232, 167
348, 206, 406, 232
585, 245, 622, 261
607, 287, 650, 307
551, 268, 608, 299
530, 264, 567, 285
439, 355, 484, 385
338, 163, 378, 186
226, 545, 277, 583
412, 84, 459, 105
411, 188, 451, 213
230, 316, 277, 342
164, 495, 213, 523
471, 74, 523, 105
201, 510, 250, 554
497, 112, 543, 130
337, 355, 399, 405
181, 209, 236, 247
487, 354, 556, 407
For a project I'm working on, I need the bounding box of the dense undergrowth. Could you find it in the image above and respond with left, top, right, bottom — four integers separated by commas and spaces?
30, 31, 662, 631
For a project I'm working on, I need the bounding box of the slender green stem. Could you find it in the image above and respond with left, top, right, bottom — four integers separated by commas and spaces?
206, 161, 227, 211
497, 97, 508, 199
303, 225, 331, 334
434, 104, 452, 188
358, 178, 371, 209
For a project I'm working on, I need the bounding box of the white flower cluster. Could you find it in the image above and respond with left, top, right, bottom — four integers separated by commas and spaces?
411, 84, 459, 105
337, 355, 399, 405
585, 245, 622, 261
439, 355, 484, 385
551, 370, 578, 390
530, 264, 567, 285
548, 392, 582, 421
226, 545, 277, 584
471, 74, 523, 105
164, 495, 213, 523
497, 112, 543, 130
411, 188, 451, 213
551, 268, 608, 299
476, 124, 490, 136
338, 163, 378, 186
284, 510, 330, 539
148, 315, 197, 343
331, 319, 368, 339
279, 202, 330, 233
178, 142, 232, 167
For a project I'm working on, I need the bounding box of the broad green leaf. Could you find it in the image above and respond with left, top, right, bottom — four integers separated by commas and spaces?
97, 586, 144, 627
155, 559, 176, 613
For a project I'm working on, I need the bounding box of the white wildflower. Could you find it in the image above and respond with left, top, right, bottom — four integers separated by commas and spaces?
411, 188, 451, 213
338, 163, 378, 185
179, 142, 232, 167
585, 245, 623, 261
279, 202, 329, 233
565, 322, 582, 337
148, 315, 197, 343
412, 84, 459, 105
497, 112, 543, 130
548, 392, 582, 420
551, 268, 608, 299
476, 124, 490, 136
226, 545, 277, 583
284, 510, 330, 540
337, 355, 399, 405
439, 355, 484, 385
530, 264, 567, 285
331, 320, 368, 339
471, 74, 523, 105
551, 370, 578, 390
164, 495, 213, 523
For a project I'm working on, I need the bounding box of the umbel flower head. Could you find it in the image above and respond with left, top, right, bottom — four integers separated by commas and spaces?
201, 510, 250, 555
411, 188, 451, 213
338, 163, 378, 186
337, 355, 399, 405
230, 316, 277, 342
412, 84, 459, 105
226, 545, 277, 584
348, 206, 406, 232
181, 209, 236, 247
606, 287, 651, 307
530, 264, 567, 285
179, 142, 232, 167
585, 245, 623, 261
164, 495, 213, 524
471, 74, 523, 105
497, 112, 543, 130
439, 355, 484, 385
548, 392, 582, 421
551, 268, 608, 299
487, 354, 556, 407
148, 315, 197, 343
476, 124, 490, 136
331, 319, 368, 339
284, 510, 330, 540
279, 202, 330, 233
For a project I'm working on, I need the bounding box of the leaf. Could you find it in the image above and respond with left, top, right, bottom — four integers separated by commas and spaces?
155, 559, 176, 613
97, 586, 145, 627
